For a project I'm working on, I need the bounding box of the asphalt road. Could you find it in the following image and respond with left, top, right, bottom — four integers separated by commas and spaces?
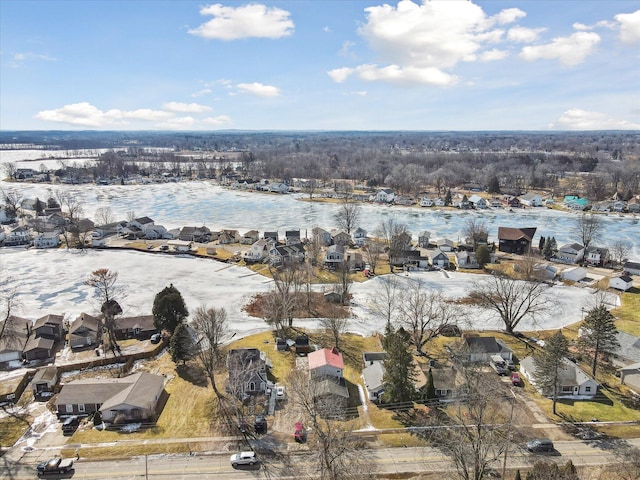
3, 439, 639, 480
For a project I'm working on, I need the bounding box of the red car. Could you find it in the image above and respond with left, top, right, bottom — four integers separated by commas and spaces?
294, 422, 305, 443
511, 372, 522, 386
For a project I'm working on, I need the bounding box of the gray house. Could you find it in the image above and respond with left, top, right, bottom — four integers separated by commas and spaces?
462, 336, 513, 363
520, 356, 599, 398
227, 348, 271, 395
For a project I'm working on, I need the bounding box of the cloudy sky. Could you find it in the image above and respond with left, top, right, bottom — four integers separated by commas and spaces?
1, 0, 639, 131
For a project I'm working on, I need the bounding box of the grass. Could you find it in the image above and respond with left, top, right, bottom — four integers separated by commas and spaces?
226, 331, 294, 383
0, 413, 32, 448
612, 290, 640, 336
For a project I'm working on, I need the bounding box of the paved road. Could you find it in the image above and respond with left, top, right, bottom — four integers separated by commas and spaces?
3, 439, 639, 480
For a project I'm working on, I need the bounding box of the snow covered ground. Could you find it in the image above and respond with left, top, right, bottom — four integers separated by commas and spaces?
1, 247, 619, 339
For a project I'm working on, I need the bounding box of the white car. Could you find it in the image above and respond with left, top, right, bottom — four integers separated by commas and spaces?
230, 451, 257, 467
276, 385, 286, 399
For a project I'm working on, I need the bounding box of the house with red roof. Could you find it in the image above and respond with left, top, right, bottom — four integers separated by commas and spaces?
308, 347, 344, 380
307, 347, 349, 414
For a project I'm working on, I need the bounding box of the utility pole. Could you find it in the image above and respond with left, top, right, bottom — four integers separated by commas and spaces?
501, 389, 517, 479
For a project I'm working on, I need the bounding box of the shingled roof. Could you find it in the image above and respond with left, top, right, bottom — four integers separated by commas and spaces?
497, 227, 537, 241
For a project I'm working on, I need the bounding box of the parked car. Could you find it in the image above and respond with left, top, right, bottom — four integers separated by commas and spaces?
61, 416, 80, 435
150, 333, 162, 344
230, 451, 258, 467
294, 421, 305, 443
276, 385, 286, 399
511, 372, 522, 386
254, 415, 267, 434
526, 438, 554, 453
37, 457, 74, 475
506, 359, 516, 370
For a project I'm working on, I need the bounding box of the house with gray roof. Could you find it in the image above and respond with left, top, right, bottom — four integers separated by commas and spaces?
114, 315, 156, 340
23, 336, 55, 361
69, 313, 100, 349
55, 372, 166, 422
33, 314, 65, 341
520, 356, 598, 398
611, 331, 640, 367
462, 336, 513, 363
31, 366, 59, 397
555, 243, 585, 264
0, 316, 30, 363
623, 261, 640, 276
620, 362, 640, 391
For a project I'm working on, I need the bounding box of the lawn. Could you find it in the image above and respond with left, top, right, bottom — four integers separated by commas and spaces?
612, 290, 640, 336
0, 414, 32, 448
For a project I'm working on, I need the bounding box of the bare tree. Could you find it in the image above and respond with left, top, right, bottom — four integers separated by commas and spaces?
334, 261, 352, 305
319, 304, 348, 350
306, 227, 323, 266
126, 210, 137, 223
614, 445, 640, 480
375, 219, 409, 269
0, 274, 22, 351
574, 212, 602, 250
427, 361, 512, 480
3, 162, 17, 180
264, 264, 302, 337
304, 178, 319, 200
368, 275, 402, 330
463, 219, 489, 251
55, 190, 84, 248
611, 239, 632, 266
399, 279, 462, 356
334, 196, 361, 235
471, 274, 549, 334
85, 268, 124, 355
288, 369, 372, 480
94, 206, 115, 225
362, 237, 383, 274
1, 188, 23, 220
192, 305, 231, 397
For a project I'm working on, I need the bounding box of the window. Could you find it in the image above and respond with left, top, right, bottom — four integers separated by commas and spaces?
78, 404, 85, 413
585, 386, 591, 393
248, 382, 255, 391
562, 386, 573, 393
66, 404, 73, 413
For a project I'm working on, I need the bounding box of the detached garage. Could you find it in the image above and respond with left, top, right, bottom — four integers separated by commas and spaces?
561, 266, 587, 282
609, 275, 634, 292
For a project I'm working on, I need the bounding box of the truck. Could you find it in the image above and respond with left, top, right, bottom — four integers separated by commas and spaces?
37, 457, 74, 475
490, 354, 508, 375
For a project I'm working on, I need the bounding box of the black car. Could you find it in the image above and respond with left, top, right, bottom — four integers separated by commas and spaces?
526, 438, 554, 452
61, 416, 80, 435
254, 415, 267, 434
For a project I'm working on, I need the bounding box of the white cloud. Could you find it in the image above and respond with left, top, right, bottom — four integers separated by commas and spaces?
323, 26, 332, 33
162, 102, 212, 113
34, 102, 173, 127
188, 3, 294, 40
616, 10, 640, 45
191, 88, 213, 97
480, 49, 508, 61
235, 82, 280, 97
507, 26, 546, 43
339, 40, 356, 58
519, 31, 600, 66
331, 0, 514, 86
344, 91, 367, 97
552, 108, 640, 130
156, 116, 196, 130
493, 7, 526, 25
10, 51, 57, 67
203, 115, 233, 126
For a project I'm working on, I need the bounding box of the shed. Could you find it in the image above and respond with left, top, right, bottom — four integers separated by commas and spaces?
561, 266, 587, 282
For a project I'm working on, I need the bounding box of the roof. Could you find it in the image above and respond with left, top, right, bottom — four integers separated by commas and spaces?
69, 313, 99, 334
55, 372, 164, 408
314, 378, 350, 398
32, 366, 58, 384
623, 261, 640, 270
114, 315, 155, 331
24, 336, 55, 352
430, 366, 459, 391
497, 227, 537, 241
34, 314, 64, 330
521, 356, 596, 388
613, 275, 634, 283
99, 372, 165, 412
464, 336, 513, 354
134, 216, 154, 225
362, 362, 385, 392
520, 193, 541, 200
274, 243, 305, 256
614, 332, 640, 364
559, 243, 585, 252
309, 347, 345, 371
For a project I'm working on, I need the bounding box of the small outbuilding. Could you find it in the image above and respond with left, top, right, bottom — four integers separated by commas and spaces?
561, 266, 587, 282
609, 275, 634, 292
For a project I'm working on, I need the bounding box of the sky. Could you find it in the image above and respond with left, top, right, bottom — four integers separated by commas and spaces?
1, 0, 639, 131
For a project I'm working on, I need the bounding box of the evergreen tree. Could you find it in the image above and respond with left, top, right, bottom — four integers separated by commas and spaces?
487, 176, 501, 194
476, 245, 491, 268
538, 236, 545, 252
578, 305, 619, 378
152, 283, 189, 334
170, 322, 195, 365
425, 368, 436, 400
381, 328, 417, 405
34, 197, 46, 216
532, 331, 569, 415
444, 189, 452, 206
514, 470, 522, 480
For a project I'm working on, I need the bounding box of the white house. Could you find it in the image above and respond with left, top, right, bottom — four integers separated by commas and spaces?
308, 347, 344, 380
375, 188, 395, 203
434, 198, 446, 207
418, 231, 431, 248
420, 197, 434, 207
585, 246, 609, 267
623, 261, 640, 276
168, 240, 192, 252
353, 227, 368, 246
33, 232, 61, 249
609, 275, 634, 292
620, 362, 640, 391
520, 193, 543, 207
129, 216, 155, 233
520, 356, 599, 398
561, 266, 587, 282
5, 226, 30, 246
555, 243, 585, 264
436, 238, 455, 252
468, 194, 488, 209
269, 183, 289, 194
243, 238, 271, 262
429, 248, 450, 268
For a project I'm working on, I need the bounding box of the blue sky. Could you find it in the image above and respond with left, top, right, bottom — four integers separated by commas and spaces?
1, 0, 639, 131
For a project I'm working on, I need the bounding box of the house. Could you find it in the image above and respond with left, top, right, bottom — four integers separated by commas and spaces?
332, 231, 352, 247
468, 194, 488, 209
309, 347, 344, 380
520, 193, 543, 207
555, 243, 585, 264
113, 315, 156, 340
520, 356, 599, 398
353, 227, 367, 246
395, 195, 414, 206
533, 264, 558, 281
23, 336, 55, 361
497, 227, 537, 254
418, 231, 431, 248
31, 366, 59, 397
611, 331, 640, 367
563, 195, 589, 210
456, 251, 479, 269
243, 238, 271, 262
33, 231, 61, 249
420, 197, 434, 207
144, 224, 168, 240
620, 362, 640, 391
395, 250, 428, 269
609, 275, 633, 292
129, 217, 155, 233
54, 371, 166, 422
362, 360, 385, 401
269, 243, 305, 266
436, 238, 454, 252
490, 198, 503, 208
178, 226, 211, 243
376, 188, 395, 203
5, 226, 30, 246
92, 221, 127, 240
168, 239, 192, 252
585, 246, 610, 267
69, 313, 100, 349
501, 196, 521, 209
325, 244, 346, 268
311, 227, 332, 246
429, 365, 460, 399
263, 231, 279, 244
429, 249, 451, 269
0, 316, 30, 363
623, 261, 640, 276
285, 230, 301, 245
33, 314, 65, 340
434, 197, 446, 207
561, 266, 587, 282
628, 197, 640, 213
462, 336, 513, 363
241, 230, 259, 245
227, 348, 270, 395
269, 182, 289, 194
